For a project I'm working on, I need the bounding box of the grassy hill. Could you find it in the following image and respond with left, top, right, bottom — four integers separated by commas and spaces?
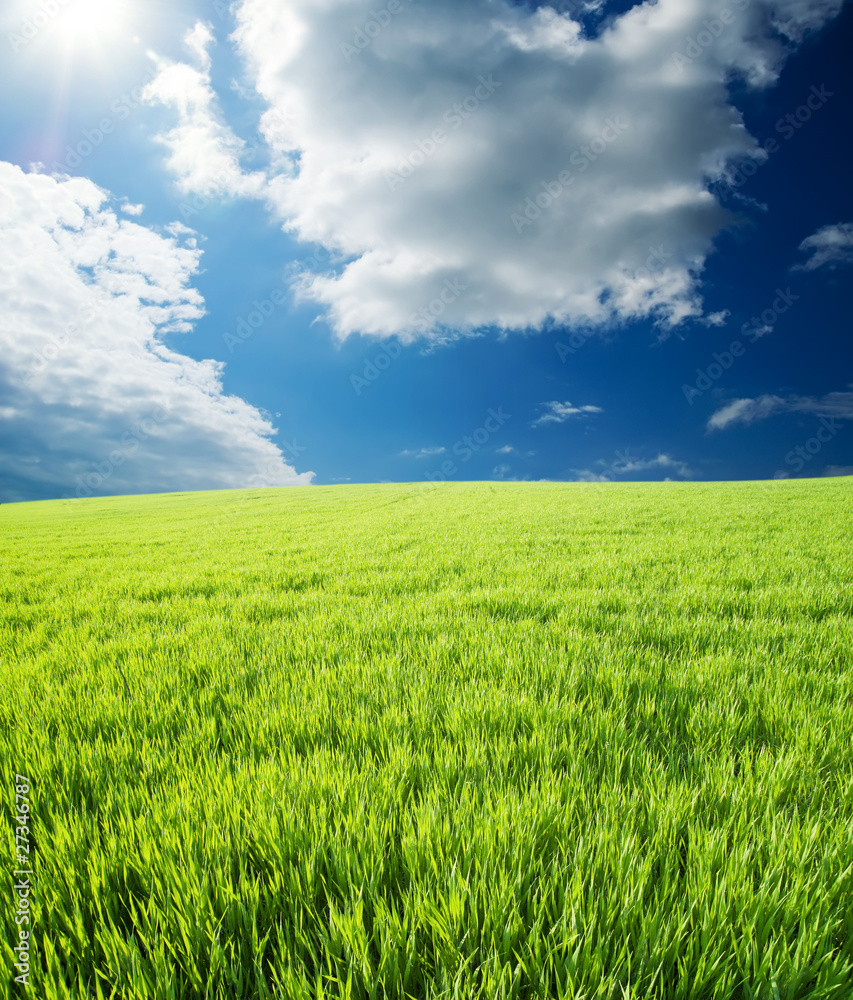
1, 479, 852, 999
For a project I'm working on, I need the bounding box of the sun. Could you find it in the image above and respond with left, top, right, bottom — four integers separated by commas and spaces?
21, 0, 145, 117
61, 0, 133, 49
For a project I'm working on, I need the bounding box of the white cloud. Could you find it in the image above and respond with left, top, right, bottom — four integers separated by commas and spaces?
823, 466, 853, 477
174, 0, 847, 342
769, 0, 847, 41
787, 390, 853, 419
794, 222, 853, 271
750, 323, 774, 340
572, 470, 612, 483
707, 395, 785, 430
184, 20, 215, 72
532, 401, 603, 427
573, 451, 694, 479
707, 388, 853, 430
496, 444, 537, 457
701, 309, 730, 327
493, 463, 512, 478
0, 162, 313, 501
142, 23, 267, 201
609, 452, 694, 477
120, 202, 145, 216
399, 446, 446, 459
624, 453, 693, 477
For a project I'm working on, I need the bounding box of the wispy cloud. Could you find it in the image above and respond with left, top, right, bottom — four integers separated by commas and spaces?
572, 470, 612, 483
701, 309, 730, 327
707, 396, 787, 431
708, 388, 853, 431
399, 446, 446, 459
532, 401, 603, 427
793, 222, 853, 271
608, 453, 693, 477
495, 444, 535, 457
572, 451, 693, 481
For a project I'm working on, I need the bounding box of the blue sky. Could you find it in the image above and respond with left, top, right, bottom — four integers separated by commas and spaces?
1, 0, 851, 502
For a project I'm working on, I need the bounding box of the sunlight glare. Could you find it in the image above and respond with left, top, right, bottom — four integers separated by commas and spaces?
61, 0, 134, 52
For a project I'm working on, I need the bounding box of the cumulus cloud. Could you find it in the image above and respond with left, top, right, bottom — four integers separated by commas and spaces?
532, 401, 603, 427
149, 0, 841, 343
142, 23, 267, 201
793, 222, 853, 271
707, 388, 853, 430
0, 162, 313, 502
823, 465, 853, 477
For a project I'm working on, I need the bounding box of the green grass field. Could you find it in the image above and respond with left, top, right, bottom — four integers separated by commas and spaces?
2, 479, 852, 1000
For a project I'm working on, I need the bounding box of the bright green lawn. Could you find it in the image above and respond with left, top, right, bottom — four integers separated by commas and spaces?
1, 479, 852, 999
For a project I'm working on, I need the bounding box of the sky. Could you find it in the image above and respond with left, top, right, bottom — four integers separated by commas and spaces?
0, 0, 851, 503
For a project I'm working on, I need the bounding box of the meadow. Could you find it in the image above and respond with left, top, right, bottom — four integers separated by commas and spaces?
1, 478, 852, 1000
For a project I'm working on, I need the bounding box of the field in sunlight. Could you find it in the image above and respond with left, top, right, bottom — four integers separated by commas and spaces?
2, 479, 852, 999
